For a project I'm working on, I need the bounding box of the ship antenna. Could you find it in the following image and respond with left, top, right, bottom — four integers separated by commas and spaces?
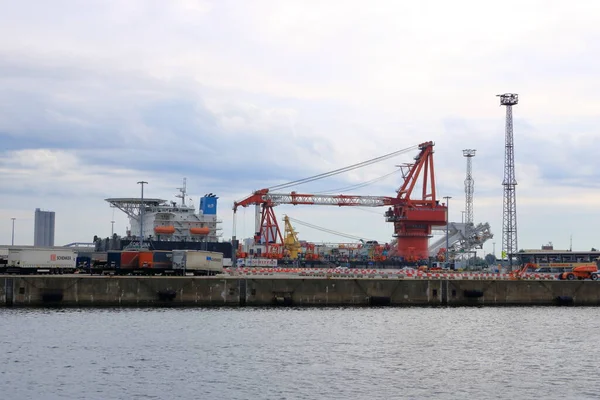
176, 177, 187, 206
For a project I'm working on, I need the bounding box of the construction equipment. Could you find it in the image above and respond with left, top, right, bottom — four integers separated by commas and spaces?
283, 215, 301, 259
558, 265, 599, 281
509, 263, 537, 280
233, 141, 447, 262
509, 262, 599, 280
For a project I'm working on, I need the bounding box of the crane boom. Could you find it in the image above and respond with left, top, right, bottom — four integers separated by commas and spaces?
234, 189, 396, 211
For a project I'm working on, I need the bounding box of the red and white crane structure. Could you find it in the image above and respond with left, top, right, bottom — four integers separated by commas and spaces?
233, 141, 447, 262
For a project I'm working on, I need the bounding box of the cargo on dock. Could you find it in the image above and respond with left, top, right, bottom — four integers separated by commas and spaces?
1, 248, 77, 274
151, 251, 172, 270
138, 251, 153, 268
172, 250, 223, 275
121, 251, 139, 269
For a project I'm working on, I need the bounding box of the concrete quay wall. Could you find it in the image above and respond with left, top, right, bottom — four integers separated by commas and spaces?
2, 276, 600, 307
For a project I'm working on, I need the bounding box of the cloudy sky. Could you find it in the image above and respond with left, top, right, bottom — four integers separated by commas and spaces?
1, 0, 600, 255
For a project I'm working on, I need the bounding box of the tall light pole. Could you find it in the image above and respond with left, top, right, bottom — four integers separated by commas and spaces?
498, 93, 519, 270
111, 220, 115, 236
11, 217, 16, 246
443, 196, 452, 265
493, 242, 496, 258
137, 181, 148, 244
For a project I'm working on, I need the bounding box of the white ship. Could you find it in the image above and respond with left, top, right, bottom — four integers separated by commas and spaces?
106, 179, 221, 242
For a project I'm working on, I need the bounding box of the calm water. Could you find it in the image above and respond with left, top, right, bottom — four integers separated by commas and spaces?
1, 307, 600, 400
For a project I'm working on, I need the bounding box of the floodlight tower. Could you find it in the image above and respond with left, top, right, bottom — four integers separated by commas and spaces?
463, 149, 476, 226
462, 149, 476, 262
497, 93, 519, 269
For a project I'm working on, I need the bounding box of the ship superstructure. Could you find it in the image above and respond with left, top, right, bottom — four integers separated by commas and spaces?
106, 179, 221, 242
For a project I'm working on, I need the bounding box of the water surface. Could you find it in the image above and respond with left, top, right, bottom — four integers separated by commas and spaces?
1, 307, 599, 399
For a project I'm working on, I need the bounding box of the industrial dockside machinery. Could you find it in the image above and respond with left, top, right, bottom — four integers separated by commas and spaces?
233, 141, 447, 262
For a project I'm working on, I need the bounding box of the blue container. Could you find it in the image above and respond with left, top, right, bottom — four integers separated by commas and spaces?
107, 251, 121, 269
200, 195, 218, 215
76, 256, 91, 269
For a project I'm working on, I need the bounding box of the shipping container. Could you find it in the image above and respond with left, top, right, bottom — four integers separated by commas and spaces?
106, 251, 121, 269
76, 256, 91, 269
6, 248, 77, 272
172, 250, 223, 275
172, 250, 185, 270
121, 251, 140, 269
92, 252, 108, 263
138, 251, 153, 268
152, 251, 172, 270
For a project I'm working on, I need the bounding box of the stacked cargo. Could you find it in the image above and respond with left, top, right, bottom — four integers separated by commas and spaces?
0, 247, 224, 275
79, 249, 224, 276
172, 250, 224, 275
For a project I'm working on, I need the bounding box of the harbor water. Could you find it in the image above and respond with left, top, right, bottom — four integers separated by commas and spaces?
1, 307, 600, 399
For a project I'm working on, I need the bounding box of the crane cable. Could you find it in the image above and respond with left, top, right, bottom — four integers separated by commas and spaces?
314, 168, 403, 194
267, 144, 418, 191
287, 216, 378, 242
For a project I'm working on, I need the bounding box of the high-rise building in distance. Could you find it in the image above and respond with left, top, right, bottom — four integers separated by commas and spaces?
34, 208, 55, 247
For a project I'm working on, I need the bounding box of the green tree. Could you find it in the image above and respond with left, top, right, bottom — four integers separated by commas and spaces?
485, 253, 497, 265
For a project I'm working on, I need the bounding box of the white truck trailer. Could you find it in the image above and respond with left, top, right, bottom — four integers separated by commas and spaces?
4, 247, 77, 274
172, 250, 224, 276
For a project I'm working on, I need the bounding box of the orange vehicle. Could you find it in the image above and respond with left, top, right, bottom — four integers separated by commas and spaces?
509, 263, 537, 280
558, 265, 599, 280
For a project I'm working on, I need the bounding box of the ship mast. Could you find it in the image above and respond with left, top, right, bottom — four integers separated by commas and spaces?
176, 178, 187, 206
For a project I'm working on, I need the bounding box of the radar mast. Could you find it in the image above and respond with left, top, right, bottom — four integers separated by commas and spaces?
176, 178, 187, 206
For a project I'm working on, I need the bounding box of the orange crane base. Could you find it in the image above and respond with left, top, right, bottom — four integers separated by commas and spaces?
395, 236, 431, 262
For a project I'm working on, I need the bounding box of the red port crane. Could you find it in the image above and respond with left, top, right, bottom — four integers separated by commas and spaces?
233, 141, 447, 261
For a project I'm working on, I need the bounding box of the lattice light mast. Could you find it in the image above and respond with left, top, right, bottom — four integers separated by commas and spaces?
463, 149, 476, 226
497, 93, 518, 269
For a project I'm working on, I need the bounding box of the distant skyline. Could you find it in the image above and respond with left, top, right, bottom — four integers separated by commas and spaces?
2, 0, 600, 254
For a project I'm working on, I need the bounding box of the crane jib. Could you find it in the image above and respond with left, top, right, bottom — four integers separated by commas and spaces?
262, 193, 394, 207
